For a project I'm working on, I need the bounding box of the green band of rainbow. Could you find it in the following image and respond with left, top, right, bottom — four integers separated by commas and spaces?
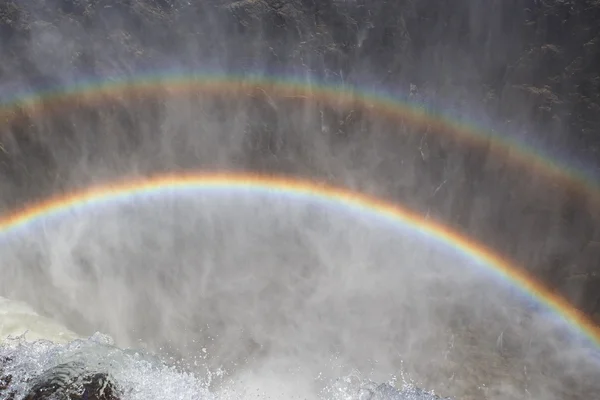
0, 172, 599, 349
0, 73, 598, 203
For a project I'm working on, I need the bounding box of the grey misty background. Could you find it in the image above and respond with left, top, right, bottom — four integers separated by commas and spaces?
0, 0, 599, 399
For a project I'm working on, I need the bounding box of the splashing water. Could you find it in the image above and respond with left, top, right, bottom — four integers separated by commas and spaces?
0, 331, 214, 400
0, 331, 448, 400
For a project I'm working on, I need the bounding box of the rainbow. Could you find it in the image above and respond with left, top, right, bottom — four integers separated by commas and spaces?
0, 172, 599, 349
0, 72, 598, 202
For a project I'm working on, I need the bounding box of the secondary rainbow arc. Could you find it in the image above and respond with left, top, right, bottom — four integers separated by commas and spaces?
0, 72, 598, 203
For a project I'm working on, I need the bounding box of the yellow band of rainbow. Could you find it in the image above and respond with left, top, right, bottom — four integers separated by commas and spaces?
0, 73, 598, 203
0, 172, 598, 349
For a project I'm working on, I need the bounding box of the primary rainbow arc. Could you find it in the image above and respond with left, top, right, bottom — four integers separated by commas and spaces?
0, 172, 598, 349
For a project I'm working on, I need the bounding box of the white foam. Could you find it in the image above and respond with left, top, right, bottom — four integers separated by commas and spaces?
0, 296, 80, 344
218, 360, 320, 400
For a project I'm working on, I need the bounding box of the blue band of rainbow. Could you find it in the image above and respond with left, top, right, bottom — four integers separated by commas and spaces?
0, 172, 598, 349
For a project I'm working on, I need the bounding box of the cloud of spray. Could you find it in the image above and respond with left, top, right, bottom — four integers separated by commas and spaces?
0, 189, 595, 399
0, 1, 599, 400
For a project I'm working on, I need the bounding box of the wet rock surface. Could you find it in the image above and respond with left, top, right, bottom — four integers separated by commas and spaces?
23, 363, 119, 400
1, 357, 119, 400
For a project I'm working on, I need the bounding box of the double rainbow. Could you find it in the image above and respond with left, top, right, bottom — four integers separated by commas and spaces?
0, 73, 598, 350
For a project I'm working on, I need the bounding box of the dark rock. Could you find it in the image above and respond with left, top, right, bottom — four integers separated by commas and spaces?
0, 356, 15, 400
0, 357, 120, 400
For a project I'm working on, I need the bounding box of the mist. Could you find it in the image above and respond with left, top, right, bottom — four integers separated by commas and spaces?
0, 1, 599, 400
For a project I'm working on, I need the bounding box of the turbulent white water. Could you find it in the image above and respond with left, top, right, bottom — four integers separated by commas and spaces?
0, 191, 598, 399
0, 332, 217, 400
0, 329, 437, 400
